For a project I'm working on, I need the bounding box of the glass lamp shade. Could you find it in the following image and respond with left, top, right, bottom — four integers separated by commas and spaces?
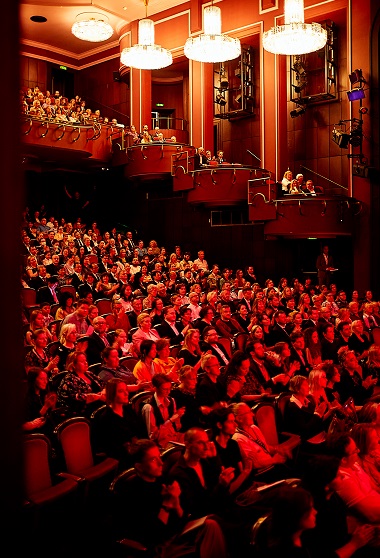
185, 6, 241, 63
71, 12, 114, 42
120, 17, 172, 70
262, 0, 327, 55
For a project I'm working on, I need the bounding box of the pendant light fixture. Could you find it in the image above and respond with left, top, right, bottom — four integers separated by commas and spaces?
263, 0, 327, 56
120, 0, 172, 70
184, 4, 241, 63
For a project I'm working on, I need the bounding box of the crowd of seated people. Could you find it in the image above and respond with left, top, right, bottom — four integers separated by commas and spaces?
21, 86, 123, 127
280, 169, 324, 196
20, 207, 380, 554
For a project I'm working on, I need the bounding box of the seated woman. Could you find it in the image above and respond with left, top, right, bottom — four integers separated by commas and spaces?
234, 303, 255, 333
55, 291, 75, 321
132, 339, 157, 386
171, 365, 202, 432
132, 312, 161, 355
177, 328, 203, 371
222, 350, 263, 403
303, 327, 322, 368
192, 304, 215, 335
112, 328, 136, 358
208, 407, 253, 496
96, 271, 119, 299
57, 351, 106, 417
349, 320, 371, 360
308, 368, 342, 425
24, 328, 60, 376
283, 375, 330, 445
49, 323, 77, 371
361, 344, 380, 395
327, 432, 380, 524
22, 367, 57, 435
25, 308, 52, 346
152, 338, 184, 383
98, 346, 149, 394
141, 373, 185, 450
358, 401, 380, 438
94, 378, 148, 469
336, 347, 377, 406
150, 297, 165, 327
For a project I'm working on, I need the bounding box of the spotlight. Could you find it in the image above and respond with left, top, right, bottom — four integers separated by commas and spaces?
215, 93, 227, 106
349, 131, 362, 147
347, 88, 365, 102
219, 70, 229, 90
332, 129, 350, 148
349, 69, 364, 85
290, 106, 306, 118
359, 106, 368, 114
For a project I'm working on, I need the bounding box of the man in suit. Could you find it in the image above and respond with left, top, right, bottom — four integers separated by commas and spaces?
245, 340, 289, 394
86, 316, 113, 365
36, 275, 60, 304
200, 326, 230, 366
77, 272, 98, 302
155, 306, 184, 346
289, 331, 310, 377
302, 307, 320, 330
194, 146, 208, 169
214, 304, 245, 341
316, 245, 334, 287
46, 253, 61, 277
270, 310, 291, 345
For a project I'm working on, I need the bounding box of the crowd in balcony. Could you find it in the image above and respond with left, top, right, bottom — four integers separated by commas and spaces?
20, 207, 380, 555
20, 86, 122, 127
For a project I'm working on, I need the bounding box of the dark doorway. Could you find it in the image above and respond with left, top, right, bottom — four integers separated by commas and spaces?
50, 66, 75, 99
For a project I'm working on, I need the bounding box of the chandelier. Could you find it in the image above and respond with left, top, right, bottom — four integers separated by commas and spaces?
184, 5, 241, 63
120, 0, 172, 70
262, 0, 327, 55
71, 12, 113, 43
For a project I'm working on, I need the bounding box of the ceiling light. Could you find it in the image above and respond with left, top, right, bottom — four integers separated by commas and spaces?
72, 10, 113, 42
184, 5, 241, 63
263, 0, 327, 55
120, 0, 172, 70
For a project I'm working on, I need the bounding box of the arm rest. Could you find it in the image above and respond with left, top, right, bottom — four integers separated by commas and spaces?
117, 538, 148, 552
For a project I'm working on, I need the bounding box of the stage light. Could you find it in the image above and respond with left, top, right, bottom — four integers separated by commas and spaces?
290, 106, 306, 118
359, 106, 368, 114
349, 69, 363, 85
332, 129, 350, 148
215, 93, 227, 106
347, 88, 365, 102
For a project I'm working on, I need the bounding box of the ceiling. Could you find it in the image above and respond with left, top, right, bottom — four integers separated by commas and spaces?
19, 0, 188, 57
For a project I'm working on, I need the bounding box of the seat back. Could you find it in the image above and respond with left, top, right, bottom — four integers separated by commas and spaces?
96, 298, 112, 315
169, 344, 181, 358
234, 332, 249, 351
217, 336, 233, 359
120, 356, 138, 372
275, 392, 292, 432
46, 340, 60, 357
252, 402, 279, 446
372, 327, 380, 346
21, 287, 37, 308
88, 362, 102, 376
129, 390, 153, 416
23, 433, 54, 495
54, 417, 95, 474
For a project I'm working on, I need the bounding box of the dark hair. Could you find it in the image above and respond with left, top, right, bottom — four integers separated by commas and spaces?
106, 377, 128, 405
245, 339, 263, 353
358, 401, 379, 423
155, 338, 170, 352
200, 305, 214, 319
336, 320, 351, 332
224, 350, 250, 377
139, 339, 156, 360
289, 331, 304, 342
101, 346, 118, 362
270, 486, 314, 540
129, 439, 158, 465
325, 432, 352, 459
152, 373, 172, 388
208, 406, 233, 436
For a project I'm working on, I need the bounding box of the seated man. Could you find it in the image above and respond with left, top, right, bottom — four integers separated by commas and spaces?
111, 439, 229, 557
